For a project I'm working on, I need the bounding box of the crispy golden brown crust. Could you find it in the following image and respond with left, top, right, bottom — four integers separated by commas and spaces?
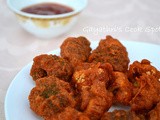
60, 36, 91, 67
128, 59, 160, 89
128, 59, 160, 84
29, 36, 160, 120
101, 110, 146, 120
147, 102, 160, 120
109, 72, 133, 105
72, 63, 114, 120
88, 36, 130, 72
44, 107, 90, 120
29, 76, 76, 118
30, 54, 73, 82
128, 59, 160, 112
130, 74, 160, 112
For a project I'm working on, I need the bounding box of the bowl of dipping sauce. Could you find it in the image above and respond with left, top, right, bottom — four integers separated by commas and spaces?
7, 0, 87, 39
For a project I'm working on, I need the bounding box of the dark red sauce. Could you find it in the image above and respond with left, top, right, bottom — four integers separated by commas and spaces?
21, 2, 73, 15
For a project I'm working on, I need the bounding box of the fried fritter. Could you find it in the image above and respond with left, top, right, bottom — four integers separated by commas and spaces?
130, 74, 160, 112
74, 62, 96, 72
148, 102, 160, 120
30, 54, 73, 81
72, 63, 113, 120
109, 72, 133, 105
60, 36, 91, 67
84, 84, 113, 120
73, 62, 114, 90
45, 107, 90, 120
128, 59, 160, 84
101, 110, 146, 120
30, 54, 48, 80
88, 36, 130, 72
29, 76, 76, 118
128, 59, 160, 112
29, 36, 160, 120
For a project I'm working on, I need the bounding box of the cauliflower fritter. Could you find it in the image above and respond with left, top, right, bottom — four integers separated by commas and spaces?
128, 59, 160, 84
72, 63, 114, 90
88, 36, 130, 72
72, 63, 113, 120
74, 62, 96, 72
30, 54, 73, 82
29, 76, 76, 118
130, 74, 160, 112
109, 72, 133, 105
60, 36, 91, 67
101, 110, 146, 120
45, 107, 90, 120
83, 84, 113, 120
28, 36, 160, 120
128, 59, 160, 112
148, 102, 160, 120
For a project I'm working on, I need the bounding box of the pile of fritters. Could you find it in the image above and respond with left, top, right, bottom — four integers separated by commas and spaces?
29, 36, 160, 120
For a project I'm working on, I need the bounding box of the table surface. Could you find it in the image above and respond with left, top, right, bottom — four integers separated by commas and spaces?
1, 0, 160, 119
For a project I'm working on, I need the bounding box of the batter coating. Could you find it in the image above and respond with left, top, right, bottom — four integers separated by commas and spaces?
72, 63, 114, 120
89, 36, 130, 72
29, 76, 76, 119
60, 36, 91, 67
30, 54, 73, 82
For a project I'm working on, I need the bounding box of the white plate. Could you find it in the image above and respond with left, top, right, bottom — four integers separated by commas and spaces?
5, 41, 160, 120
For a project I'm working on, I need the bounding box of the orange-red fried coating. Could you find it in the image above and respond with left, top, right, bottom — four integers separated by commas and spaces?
128, 59, 160, 112
109, 72, 133, 105
30, 54, 73, 81
30, 54, 48, 80
72, 63, 114, 90
74, 62, 96, 72
130, 74, 160, 112
128, 59, 160, 93
72, 63, 113, 120
45, 107, 90, 120
29, 36, 160, 120
88, 36, 130, 72
148, 102, 160, 120
60, 36, 91, 67
29, 76, 76, 118
128, 59, 160, 83
101, 110, 146, 120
